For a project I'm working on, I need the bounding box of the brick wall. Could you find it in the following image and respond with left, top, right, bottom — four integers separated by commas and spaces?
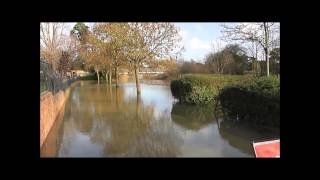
40, 106, 65, 157
40, 82, 77, 147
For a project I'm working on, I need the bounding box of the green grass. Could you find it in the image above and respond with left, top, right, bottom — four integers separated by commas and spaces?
40, 81, 47, 93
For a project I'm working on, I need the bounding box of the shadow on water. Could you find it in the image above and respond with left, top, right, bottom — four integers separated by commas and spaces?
171, 102, 279, 156
218, 120, 279, 156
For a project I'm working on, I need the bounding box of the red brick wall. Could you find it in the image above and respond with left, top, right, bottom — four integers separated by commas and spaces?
40, 106, 65, 157
40, 82, 76, 147
40, 91, 54, 147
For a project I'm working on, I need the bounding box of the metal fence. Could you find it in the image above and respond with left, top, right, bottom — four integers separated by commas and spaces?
40, 60, 79, 94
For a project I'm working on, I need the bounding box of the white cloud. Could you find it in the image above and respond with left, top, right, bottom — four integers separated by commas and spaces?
189, 38, 210, 50
179, 29, 188, 39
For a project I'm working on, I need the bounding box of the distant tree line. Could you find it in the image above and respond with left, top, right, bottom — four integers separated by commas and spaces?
174, 44, 279, 76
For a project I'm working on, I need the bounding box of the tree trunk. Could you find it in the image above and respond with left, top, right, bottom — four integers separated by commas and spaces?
254, 44, 258, 76
134, 66, 141, 95
109, 83, 113, 101
109, 66, 112, 86
106, 73, 108, 83
97, 72, 100, 84
265, 48, 269, 77
263, 22, 270, 77
95, 69, 100, 84
115, 66, 119, 87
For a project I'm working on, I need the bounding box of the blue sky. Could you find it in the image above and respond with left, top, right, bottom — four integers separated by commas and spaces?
65, 23, 226, 62
174, 23, 225, 62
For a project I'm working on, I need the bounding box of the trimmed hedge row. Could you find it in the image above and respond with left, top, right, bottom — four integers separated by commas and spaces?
80, 75, 97, 80
218, 75, 280, 127
170, 74, 251, 105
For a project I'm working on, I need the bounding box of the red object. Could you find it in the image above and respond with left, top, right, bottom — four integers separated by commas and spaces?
253, 140, 280, 158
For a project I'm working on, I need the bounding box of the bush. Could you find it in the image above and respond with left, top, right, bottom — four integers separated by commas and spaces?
80, 75, 97, 80
170, 76, 214, 105
170, 74, 251, 105
218, 75, 280, 127
40, 81, 47, 93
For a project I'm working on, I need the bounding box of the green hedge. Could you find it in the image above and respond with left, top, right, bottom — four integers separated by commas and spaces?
218, 75, 280, 127
170, 74, 251, 105
80, 75, 97, 80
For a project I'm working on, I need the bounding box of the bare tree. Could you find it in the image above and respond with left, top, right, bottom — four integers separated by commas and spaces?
40, 23, 66, 70
245, 41, 261, 75
205, 41, 232, 74
221, 22, 279, 76
61, 34, 80, 59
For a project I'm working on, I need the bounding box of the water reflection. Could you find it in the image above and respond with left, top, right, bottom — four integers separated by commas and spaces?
170, 104, 253, 157
171, 104, 216, 131
218, 120, 280, 155
41, 81, 183, 157
41, 80, 279, 157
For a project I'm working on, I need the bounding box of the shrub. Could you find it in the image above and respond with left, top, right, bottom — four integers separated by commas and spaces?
170, 74, 251, 105
40, 80, 47, 93
80, 75, 97, 80
218, 75, 280, 127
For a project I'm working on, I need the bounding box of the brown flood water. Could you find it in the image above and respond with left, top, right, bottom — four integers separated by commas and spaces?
41, 80, 279, 157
